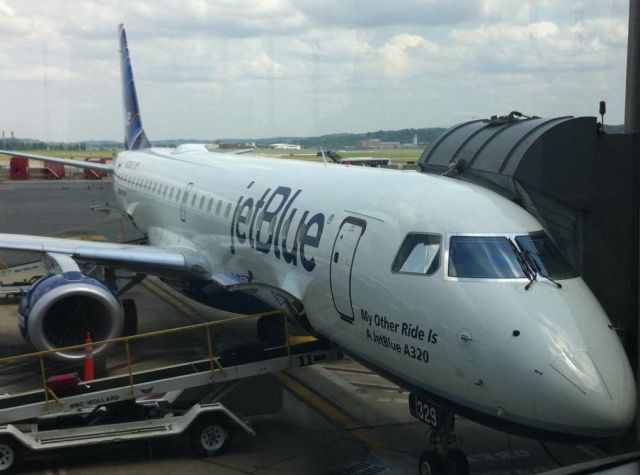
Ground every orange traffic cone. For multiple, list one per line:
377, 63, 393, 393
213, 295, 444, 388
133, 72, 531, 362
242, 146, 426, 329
84, 332, 94, 381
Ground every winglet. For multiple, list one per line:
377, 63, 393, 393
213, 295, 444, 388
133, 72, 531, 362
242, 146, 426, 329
119, 24, 151, 150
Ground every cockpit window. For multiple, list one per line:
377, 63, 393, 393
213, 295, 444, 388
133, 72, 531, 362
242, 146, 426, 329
515, 232, 577, 279
392, 234, 441, 275
448, 236, 525, 279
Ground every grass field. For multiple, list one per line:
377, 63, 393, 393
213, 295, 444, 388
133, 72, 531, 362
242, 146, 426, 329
338, 149, 423, 161
1, 147, 424, 164
264, 147, 425, 163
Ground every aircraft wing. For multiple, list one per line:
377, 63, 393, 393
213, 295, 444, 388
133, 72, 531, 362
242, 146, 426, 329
0, 150, 113, 173
0, 233, 210, 278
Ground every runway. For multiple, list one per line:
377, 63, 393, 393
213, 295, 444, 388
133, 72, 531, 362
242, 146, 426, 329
0, 179, 622, 474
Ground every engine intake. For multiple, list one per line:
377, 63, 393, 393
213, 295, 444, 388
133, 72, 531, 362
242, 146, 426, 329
19, 271, 124, 360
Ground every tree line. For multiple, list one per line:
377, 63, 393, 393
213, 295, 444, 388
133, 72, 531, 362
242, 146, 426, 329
0, 139, 87, 151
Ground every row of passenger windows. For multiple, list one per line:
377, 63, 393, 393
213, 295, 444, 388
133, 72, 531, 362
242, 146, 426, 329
116, 173, 233, 219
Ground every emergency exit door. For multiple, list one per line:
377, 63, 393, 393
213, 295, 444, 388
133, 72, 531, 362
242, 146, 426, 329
330, 217, 366, 323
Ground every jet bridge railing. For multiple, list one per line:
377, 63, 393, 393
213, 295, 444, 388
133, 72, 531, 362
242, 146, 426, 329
0, 309, 290, 407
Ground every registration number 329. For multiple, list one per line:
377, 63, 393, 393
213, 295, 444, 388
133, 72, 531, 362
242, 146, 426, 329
409, 394, 441, 429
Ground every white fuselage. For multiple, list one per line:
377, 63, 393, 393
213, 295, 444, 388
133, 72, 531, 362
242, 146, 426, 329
111, 147, 636, 440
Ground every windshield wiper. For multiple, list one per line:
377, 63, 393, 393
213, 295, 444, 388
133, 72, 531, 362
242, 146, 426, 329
507, 238, 536, 290
522, 249, 563, 289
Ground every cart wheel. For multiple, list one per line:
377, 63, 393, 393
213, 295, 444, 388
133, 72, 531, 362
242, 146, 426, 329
190, 415, 233, 457
419, 450, 443, 475
0, 437, 21, 474
443, 448, 469, 475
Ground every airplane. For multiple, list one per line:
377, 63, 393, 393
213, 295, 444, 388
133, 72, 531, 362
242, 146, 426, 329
0, 24, 635, 475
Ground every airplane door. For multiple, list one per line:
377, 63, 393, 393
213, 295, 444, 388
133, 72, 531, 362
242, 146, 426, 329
330, 217, 366, 323
180, 182, 193, 222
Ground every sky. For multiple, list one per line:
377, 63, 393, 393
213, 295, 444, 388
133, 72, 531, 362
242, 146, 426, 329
0, 0, 631, 142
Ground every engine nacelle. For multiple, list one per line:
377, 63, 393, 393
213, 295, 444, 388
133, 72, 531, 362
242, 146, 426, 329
18, 271, 124, 361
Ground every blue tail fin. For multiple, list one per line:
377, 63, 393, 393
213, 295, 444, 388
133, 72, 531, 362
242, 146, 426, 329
119, 24, 151, 150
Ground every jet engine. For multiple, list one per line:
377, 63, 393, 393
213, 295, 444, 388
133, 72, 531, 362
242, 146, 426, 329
18, 271, 124, 361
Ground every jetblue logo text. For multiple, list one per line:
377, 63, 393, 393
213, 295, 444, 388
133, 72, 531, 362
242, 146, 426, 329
230, 185, 325, 272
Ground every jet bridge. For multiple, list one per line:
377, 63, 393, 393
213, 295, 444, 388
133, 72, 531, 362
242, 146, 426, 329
418, 114, 640, 355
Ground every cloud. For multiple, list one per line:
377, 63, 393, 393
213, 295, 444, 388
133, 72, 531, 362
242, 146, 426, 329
356, 34, 442, 78
121, 0, 310, 39
0, 66, 84, 82
239, 52, 284, 78
0, 0, 631, 141
297, 0, 482, 28
581, 17, 628, 47
449, 18, 626, 73
0, 0, 32, 36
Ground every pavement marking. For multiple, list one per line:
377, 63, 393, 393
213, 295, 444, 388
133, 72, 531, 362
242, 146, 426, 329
142, 279, 197, 318
102, 279, 197, 374
322, 366, 376, 375
105, 277, 217, 373
66, 234, 108, 241
322, 363, 404, 391
47, 218, 122, 237
276, 371, 399, 461
349, 382, 404, 392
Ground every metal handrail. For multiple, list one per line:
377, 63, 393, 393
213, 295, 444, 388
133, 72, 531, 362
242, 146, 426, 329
0, 309, 289, 403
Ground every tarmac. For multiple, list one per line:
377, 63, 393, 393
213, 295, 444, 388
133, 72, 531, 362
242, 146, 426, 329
0, 179, 633, 474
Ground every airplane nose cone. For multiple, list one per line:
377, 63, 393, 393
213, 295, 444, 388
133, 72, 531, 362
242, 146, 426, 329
535, 350, 636, 438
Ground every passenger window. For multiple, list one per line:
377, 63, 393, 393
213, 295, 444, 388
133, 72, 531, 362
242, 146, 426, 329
191, 194, 197, 207
176, 190, 182, 202
225, 203, 231, 218
392, 234, 441, 275
199, 195, 205, 209
207, 198, 213, 212
216, 201, 222, 215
